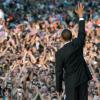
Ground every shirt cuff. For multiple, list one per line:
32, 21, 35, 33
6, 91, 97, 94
79, 18, 84, 21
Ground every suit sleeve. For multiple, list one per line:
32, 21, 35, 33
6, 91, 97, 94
55, 52, 63, 92
72, 19, 86, 49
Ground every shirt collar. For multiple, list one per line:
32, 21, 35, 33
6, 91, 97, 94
64, 40, 71, 45
60, 40, 71, 48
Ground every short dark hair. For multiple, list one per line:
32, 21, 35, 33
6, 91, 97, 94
61, 29, 72, 41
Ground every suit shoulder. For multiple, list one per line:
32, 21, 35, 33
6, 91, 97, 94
56, 48, 63, 56
55, 50, 60, 56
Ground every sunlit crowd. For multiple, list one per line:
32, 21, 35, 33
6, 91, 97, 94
0, 0, 100, 100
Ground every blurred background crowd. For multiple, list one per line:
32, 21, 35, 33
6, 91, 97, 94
0, 0, 100, 100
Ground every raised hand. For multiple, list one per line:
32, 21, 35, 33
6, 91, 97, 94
75, 3, 84, 18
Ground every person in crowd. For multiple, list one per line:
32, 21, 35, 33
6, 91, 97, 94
0, 0, 99, 100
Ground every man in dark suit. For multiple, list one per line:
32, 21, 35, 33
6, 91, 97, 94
55, 3, 92, 100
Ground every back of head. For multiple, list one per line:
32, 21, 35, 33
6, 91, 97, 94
61, 29, 72, 42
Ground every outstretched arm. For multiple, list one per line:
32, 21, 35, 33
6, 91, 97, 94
72, 3, 86, 48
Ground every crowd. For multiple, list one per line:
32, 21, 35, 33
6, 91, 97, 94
0, 0, 100, 100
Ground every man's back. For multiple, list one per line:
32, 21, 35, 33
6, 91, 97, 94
55, 4, 93, 100
55, 20, 92, 92
58, 41, 90, 87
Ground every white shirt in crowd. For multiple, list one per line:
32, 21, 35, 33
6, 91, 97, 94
93, 95, 100, 100
0, 9, 4, 20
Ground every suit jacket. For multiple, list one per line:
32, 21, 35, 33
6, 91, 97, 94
55, 19, 92, 92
